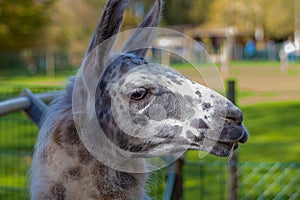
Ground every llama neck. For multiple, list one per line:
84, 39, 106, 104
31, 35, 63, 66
30, 93, 147, 199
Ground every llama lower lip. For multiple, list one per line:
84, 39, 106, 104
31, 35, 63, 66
210, 141, 238, 157
188, 136, 238, 156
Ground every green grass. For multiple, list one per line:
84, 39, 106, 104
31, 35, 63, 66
239, 101, 300, 162
0, 113, 34, 200
0, 84, 64, 199
171, 60, 300, 73
0, 113, 37, 152
171, 60, 289, 68
0, 76, 69, 87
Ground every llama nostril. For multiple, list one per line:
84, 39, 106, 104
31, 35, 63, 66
225, 107, 243, 125
225, 117, 239, 124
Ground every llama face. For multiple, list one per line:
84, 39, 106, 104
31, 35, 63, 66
72, 0, 248, 172
94, 54, 248, 158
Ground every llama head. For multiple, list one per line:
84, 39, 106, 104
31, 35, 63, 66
72, 0, 248, 172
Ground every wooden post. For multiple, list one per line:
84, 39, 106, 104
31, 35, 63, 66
227, 80, 236, 104
172, 156, 184, 200
227, 80, 238, 200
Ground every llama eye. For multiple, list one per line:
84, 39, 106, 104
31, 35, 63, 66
130, 88, 148, 100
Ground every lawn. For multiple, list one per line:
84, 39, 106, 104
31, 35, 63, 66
0, 60, 300, 199
240, 101, 300, 162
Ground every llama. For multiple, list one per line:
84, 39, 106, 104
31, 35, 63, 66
29, 0, 248, 199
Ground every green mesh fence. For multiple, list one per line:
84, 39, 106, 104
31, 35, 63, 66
184, 161, 300, 200
239, 162, 300, 200
0, 85, 63, 199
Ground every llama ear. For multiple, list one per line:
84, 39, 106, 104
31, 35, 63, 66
121, 0, 163, 57
79, 0, 129, 105
86, 0, 129, 56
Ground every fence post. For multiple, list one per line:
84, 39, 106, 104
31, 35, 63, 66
172, 156, 184, 200
227, 80, 238, 200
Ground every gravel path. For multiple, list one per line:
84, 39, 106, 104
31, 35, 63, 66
176, 64, 300, 105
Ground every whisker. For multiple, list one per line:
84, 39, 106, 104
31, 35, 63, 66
228, 143, 237, 161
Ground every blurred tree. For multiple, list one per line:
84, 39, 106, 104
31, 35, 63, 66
208, 0, 264, 29
162, 0, 213, 25
1, 0, 294, 56
47, 0, 141, 53
47, 0, 105, 53
0, 0, 56, 52
186, 0, 213, 25
263, 0, 294, 38
207, 0, 294, 39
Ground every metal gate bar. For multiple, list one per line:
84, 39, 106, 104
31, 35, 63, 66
0, 90, 59, 117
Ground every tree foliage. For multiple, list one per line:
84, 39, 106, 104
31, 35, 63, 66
163, 0, 213, 25
207, 0, 295, 38
263, 0, 295, 38
0, 0, 56, 52
46, 0, 141, 56
46, 0, 105, 53
0, 0, 296, 53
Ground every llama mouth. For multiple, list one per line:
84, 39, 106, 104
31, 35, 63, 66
212, 125, 248, 157
189, 140, 239, 157
190, 125, 248, 157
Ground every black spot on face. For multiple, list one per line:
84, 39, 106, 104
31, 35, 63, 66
195, 91, 202, 98
186, 130, 205, 143
202, 103, 212, 110
190, 118, 209, 129
167, 75, 182, 85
